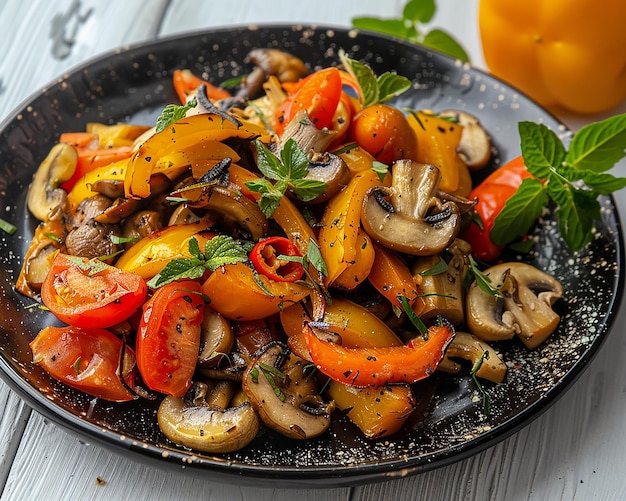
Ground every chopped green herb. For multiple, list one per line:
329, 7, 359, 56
259, 362, 286, 402
0, 217, 17, 235
418, 256, 449, 276
109, 235, 139, 245
398, 295, 428, 338
65, 256, 109, 276
371, 161, 389, 182
471, 351, 491, 416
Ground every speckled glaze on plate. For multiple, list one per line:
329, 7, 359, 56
0, 25, 623, 487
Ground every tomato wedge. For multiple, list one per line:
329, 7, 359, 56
302, 322, 455, 387
30, 325, 136, 402
41, 253, 148, 329
249, 236, 305, 282
275, 67, 342, 135
136, 281, 205, 397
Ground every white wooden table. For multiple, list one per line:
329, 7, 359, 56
1, 1, 626, 499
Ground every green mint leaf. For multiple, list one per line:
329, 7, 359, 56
291, 178, 329, 202
203, 235, 248, 271
519, 121, 567, 179
559, 165, 626, 195
565, 113, 626, 172
147, 259, 206, 288
254, 140, 285, 181
307, 238, 328, 277
421, 29, 470, 62
376, 72, 412, 103
352, 17, 411, 39
65, 256, 109, 276
548, 183, 600, 252
155, 97, 197, 133
339, 50, 380, 108
403, 0, 436, 23
281, 138, 309, 180
188, 236, 203, 260
490, 178, 548, 246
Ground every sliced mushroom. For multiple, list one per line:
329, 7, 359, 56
438, 331, 507, 384
439, 110, 492, 170
239, 48, 309, 99
242, 341, 334, 440
175, 183, 268, 241
412, 239, 471, 325
66, 194, 114, 229
65, 221, 120, 259
197, 310, 234, 368
27, 143, 77, 221
157, 380, 260, 453
361, 160, 461, 256
121, 210, 164, 244
274, 111, 337, 154
466, 262, 563, 349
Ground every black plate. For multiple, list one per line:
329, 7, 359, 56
0, 25, 623, 488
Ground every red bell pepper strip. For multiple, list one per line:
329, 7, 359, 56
249, 236, 305, 282
302, 322, 455, 387
172, 69, 231, 104
461, 155, 534, 262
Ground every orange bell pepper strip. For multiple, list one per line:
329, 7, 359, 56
302, 321, 455, 387
124, 114, 270, 199
172, 69, 231, 104
368, 242, 421, 308
318, 168, 386, 285
330, 228, 375, 291
201, 262, 311, 321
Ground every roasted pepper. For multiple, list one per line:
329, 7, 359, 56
479, 0, 626, 114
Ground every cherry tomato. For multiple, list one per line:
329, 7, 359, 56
249, 236, 305, 282
30, 325, 136, 402
461, 156, 534, 262
136, 280, 205, 397
41, 253, 148, 329
275, 67, 342, 135
348, 103, 418, 164
302, 321, 455, 387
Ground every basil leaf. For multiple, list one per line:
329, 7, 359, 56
339, 51, 379, 108
565, 113, 626, 172
490, 178, 548, 246
307, 238, 328, 277
519, 121, 567, 179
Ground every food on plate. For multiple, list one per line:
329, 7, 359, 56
20, 46, 599, 453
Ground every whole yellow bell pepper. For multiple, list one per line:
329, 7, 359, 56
479, 0, 626, 114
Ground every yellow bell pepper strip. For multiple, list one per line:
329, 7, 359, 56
330, 228, 375, 290
66, 158, 128, 211
367, 242, 421, 309
201, 261, 311, 321
318, 168, 386, 285
326, 381, 416, 439
125, 113, 270, 199
302, 321, 455, 387
115, 222, 214, 279
85, 122, 152, 148
407, 111, 465, 193
479, 0, 626, 114
336, 144, 378, 176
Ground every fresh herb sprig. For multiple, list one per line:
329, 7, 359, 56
245, 139, 328, 217
0, 217, 17, 235
491, 114, 626, 253
147, 235, 249, 288
155, 97, 197, 133
339, 50, 412, 108
352, 0, 470, 63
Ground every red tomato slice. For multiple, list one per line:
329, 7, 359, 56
30, 325, 136, 402
41, 253, 148, 329
136, 281, 205, 397
275, 67, 342, 135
